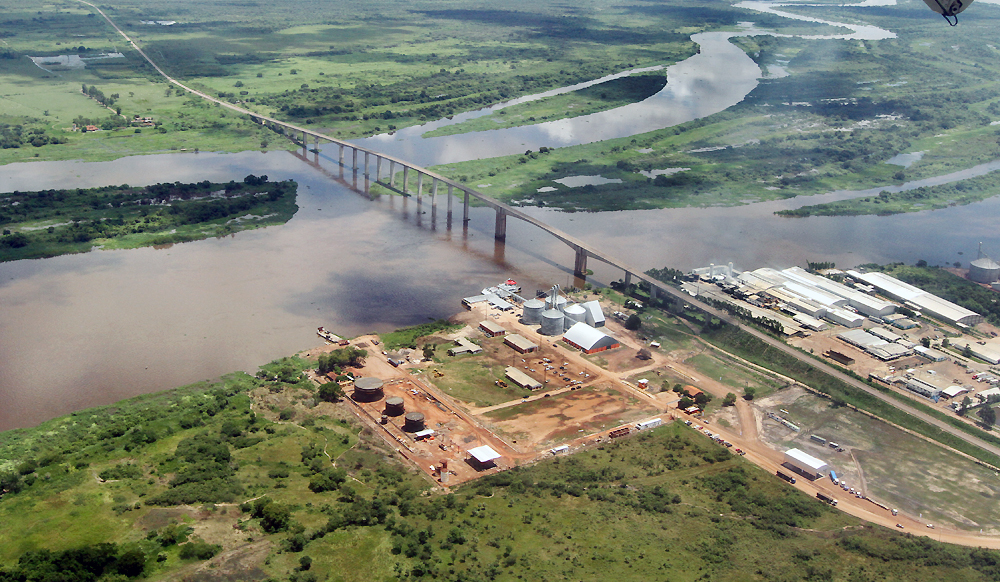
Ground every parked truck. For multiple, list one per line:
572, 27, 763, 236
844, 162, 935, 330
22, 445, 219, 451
776, 470, 797, 484
830, 470, 839, 485
816, 492, 838, 506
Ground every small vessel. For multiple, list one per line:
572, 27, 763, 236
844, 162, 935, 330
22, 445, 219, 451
317, 326, 340, 343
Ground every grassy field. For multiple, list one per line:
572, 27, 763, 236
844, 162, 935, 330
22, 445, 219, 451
759, 386, 1000, 531
429, 3, 1000, 211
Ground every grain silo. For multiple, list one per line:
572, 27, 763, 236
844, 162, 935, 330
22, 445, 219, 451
970, 244, 1000, 283
563, 304, 587, 331
384, 396, 405, 416
540, 309, 565, 336
521, 298, 545, 324
403, 412, 426, 432
353, 377, 384, 402
553, 295, 568, 311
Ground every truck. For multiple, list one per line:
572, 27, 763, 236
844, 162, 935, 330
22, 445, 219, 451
776, 471, 797, 484
816, 492, 838, 506
830, 470, 839, 485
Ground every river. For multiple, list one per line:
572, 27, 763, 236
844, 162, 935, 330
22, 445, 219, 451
0, 3, 995, 430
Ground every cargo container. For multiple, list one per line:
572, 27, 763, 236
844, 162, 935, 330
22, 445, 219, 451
636, 418, 663, 431
809, 435, 827, 445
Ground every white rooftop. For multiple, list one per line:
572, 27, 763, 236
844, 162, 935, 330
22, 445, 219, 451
468, 445, 502, 463
785, 448, 829, 472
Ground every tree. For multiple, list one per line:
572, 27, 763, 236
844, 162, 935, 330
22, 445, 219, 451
723, 393, 737, 406
625, 314, 642, 330
422, 344, 435, 360
318, 382, 345, 402
959, 396, 972, 416
979, 405, 996, 428
920, 337, 931, 348
678, 396, 694, 409
743, 387, 756, 400
636, 348, 652, 360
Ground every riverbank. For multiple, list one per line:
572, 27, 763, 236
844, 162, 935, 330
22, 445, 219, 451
0, 176, 297, 262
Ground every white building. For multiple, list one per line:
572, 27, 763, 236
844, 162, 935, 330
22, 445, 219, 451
848, 271, 983, 327
783, 448, 830, 480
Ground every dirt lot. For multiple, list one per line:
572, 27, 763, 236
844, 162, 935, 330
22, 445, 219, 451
478, 381, 659, 448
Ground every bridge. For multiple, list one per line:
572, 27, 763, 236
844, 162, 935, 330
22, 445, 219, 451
76, 0, 1000, 492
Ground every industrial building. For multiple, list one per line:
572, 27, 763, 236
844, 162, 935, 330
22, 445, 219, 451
783, 448, 830, 480
479, 320, 507, 337
738, 267, 896, 322
504, 334, 538, 354
837, 329, 911, 361
505, 366, 542, 390
562, 322, 621, 354
581, 300, 606, 327
914, 345, 948, 362
904, 377, 942, 400
955, 341, 1000, 365
448, 337, 483, 356
848, 270, 983, 327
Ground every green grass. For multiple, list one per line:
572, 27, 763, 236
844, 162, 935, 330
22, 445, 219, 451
428, 353, 531, 408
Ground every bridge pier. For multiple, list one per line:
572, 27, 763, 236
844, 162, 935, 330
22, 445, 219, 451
624, 272, 632, 288
389, 161, 396, 187
431, 179, 438, 208
650, 286, 658, 301
352, 148, 358, 171
494, 208, 506, 241
364, 152, 369, 177
301, 130, 306, 147
574, 248, 588, 278
447, 184, 453, 217
463, 190, 470, 223
375, 156, 382, 182
416, 172, 423, 201
339, 145, 345, 165
402, 166, 409, 195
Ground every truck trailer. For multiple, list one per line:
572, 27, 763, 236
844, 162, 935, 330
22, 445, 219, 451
830, 470, 839, 485
816, 492, 838, 506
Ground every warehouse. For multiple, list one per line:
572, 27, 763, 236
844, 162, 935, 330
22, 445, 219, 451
793, 313, 828, 331
825, 307, 864, 328
914, 345, 948, 362
905, 377, 942, 399
562, 322, 621, 354
848, 270, 983, 326
505, 366, 542, 390
448, 337, 483, 356
504, 334, 538, 354
955, 341, 1000, 365
783, 448, 830, 480
479, 320, 507, 337
837, 329, 911, 360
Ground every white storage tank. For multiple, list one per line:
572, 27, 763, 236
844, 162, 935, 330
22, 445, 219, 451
970, 257, 1000, 284
521, 298, 545, 324
563, 304, 587, 331
540, 309, 565, 336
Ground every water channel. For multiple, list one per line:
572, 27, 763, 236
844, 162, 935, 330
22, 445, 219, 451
1, 3, 996, 430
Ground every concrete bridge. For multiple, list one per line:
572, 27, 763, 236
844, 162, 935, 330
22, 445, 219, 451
82, 0, 656, 285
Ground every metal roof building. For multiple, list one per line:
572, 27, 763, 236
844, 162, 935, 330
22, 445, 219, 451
504, 334, 538, 354
479, 320, 507, 337
783, 448, 830, 480
848, 271, 983, 326
580, 300, 606, 327
505, 366, 542, 390
467, 445, 502, 470
562, 322, 621, 354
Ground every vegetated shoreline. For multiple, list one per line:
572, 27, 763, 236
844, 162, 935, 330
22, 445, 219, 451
776, 169, 1000, 218
420, 73, 670, 138
0, 175, 297, 262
